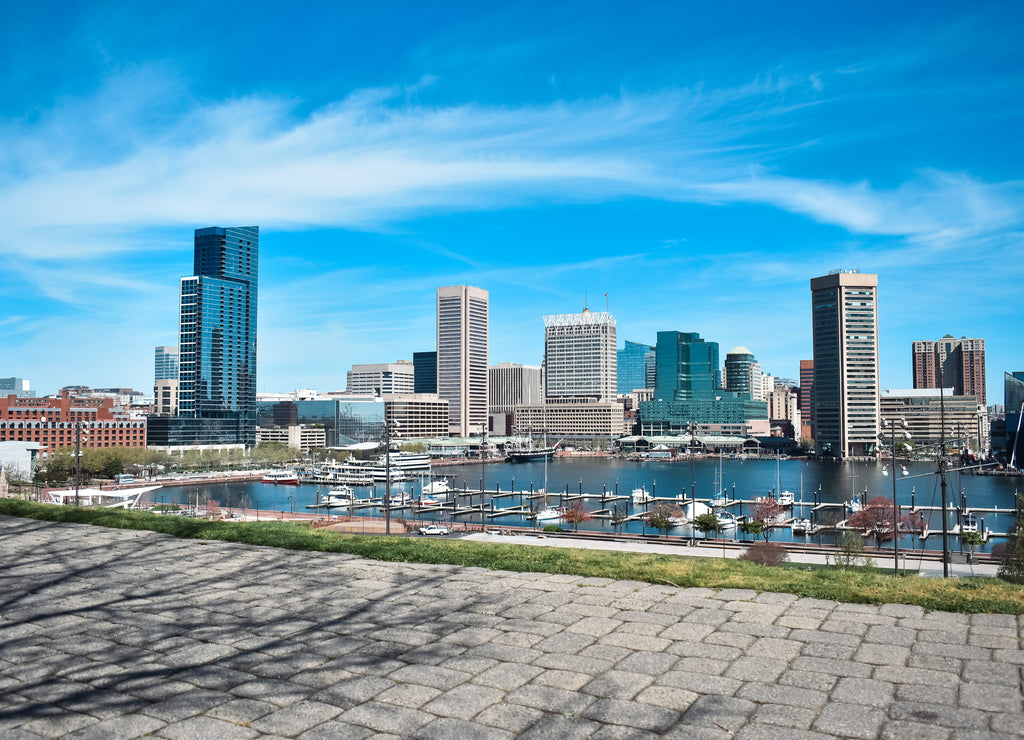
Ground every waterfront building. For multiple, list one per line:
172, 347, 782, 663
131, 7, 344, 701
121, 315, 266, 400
513, 399, 626, 442
149, 226, 258, 448
255, 424, 326, 453
437, 286, 489, 437
489, 363, 542, 415
383, 394, 450, 440
154, 346, 179, 416
1005, 372, 1024, 465
799, 359, 814, 441
0, 377, 34, 398
912, 335, 987, 406
810, 270, 879, 459
880, 388, 984, 452
0, 393, 146, 453
638, 331, 768, 436
413, 351, 437, 394
346, 361, 415, 396
617, 340, 655, 394
544, 307, 617, 402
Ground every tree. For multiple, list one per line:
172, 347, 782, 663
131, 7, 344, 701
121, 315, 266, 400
693, 512, 724, 540
847, 496, 901, 549
999, 493, 1024, 584
750, 499, 785, 542
833, 531, 870, 568
739, 519, 763, 541
562, 500, 592, 532
738, 542, 788, 566
610, 504, 627, 534
647, 503, 681, 538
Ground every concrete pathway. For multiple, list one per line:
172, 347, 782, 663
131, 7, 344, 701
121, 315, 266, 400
0, 515, 1021, 739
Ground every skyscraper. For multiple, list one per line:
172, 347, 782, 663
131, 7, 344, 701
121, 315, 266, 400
437, 286, 488, 437
912, 335, 986, 406
617, 340, 655, 394
489, 363, 543, 414
150, 226, 258, 447
724, 347, 756, 396
413, 351, 438, 394
544, 307, 617, 402
810, 270, 879, 459
799, 359, 814, 440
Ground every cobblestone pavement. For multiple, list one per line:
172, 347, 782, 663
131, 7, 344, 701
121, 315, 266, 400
1, 516, 1022, 739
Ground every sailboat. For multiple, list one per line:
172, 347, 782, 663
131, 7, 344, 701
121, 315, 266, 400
533, 448, 562, 521
775, 452, 794, 506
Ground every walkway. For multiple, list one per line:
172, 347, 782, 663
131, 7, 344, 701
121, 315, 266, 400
0, 515, 1022, 738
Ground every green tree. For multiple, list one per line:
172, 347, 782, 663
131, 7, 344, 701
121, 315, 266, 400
693, 512, 724, 540
750, 499, 784, 542
646, 503, 681, 538
739, 519, 763, 541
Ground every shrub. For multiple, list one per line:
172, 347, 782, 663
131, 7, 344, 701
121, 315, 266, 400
542, 524, 563, 532
833, 531, 870, 568
738, 542, 788, 567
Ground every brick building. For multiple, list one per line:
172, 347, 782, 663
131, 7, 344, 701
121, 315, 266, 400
0, 394, 147, 453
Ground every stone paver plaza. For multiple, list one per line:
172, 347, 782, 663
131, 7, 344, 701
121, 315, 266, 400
1, 516, 1022, 739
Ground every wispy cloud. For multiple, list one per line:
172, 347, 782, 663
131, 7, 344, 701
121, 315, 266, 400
2, 68, 1020, 267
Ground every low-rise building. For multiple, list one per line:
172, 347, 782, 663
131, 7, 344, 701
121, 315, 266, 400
0, 393, 147, 453
513, 400, 626, 442
880, 388, 985, 453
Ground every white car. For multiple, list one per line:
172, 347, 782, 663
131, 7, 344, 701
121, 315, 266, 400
418, 524, 451, 536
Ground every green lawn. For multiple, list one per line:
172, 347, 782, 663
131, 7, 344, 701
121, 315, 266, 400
2, 499, 1022, 614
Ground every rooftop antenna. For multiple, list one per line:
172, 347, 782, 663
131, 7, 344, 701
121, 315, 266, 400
604, 291, 609, 313
584, 288, 589, 312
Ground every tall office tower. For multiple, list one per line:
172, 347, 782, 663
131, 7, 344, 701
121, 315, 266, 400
724, 348, 756, 396
544, 307, 617, 402
176, 226, 259, 444
617, 340, 655, 394
346, 361, 415, 395
810, 270, 879, 459
653, 331, 721, 400
799, 359, 814, 439
912, 335, 987, 406
1006, 372, 1024, 465
153, 346, 179, 416
413, 351, 438, 394
489, 363, 543, 414
437, 286, 488, 437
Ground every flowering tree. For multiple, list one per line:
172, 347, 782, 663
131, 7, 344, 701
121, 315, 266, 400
750, 499, 785, 542
847, 496, 902, 549
562, 500, 592, 532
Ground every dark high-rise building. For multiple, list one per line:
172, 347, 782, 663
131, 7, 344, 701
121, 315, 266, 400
912, 335, 987, 406
724, 347, 757, 396
148, 226, 259, 447
413, 351, 438, 394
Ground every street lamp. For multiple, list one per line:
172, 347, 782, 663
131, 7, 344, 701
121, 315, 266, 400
383, 418, 401, 535
880, 417, 910, 576
74, 419, 88, 507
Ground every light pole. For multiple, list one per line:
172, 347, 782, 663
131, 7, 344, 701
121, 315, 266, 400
881, 417, 909, 576
74, 420, 87, 507
480, 424, 488, 531
689, 422, 697, 546
383, 417, 400, 536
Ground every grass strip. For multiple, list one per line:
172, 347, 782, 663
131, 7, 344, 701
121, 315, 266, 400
2, 499, 1022, 614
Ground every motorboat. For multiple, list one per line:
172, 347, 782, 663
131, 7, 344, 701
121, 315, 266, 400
632, 486, 653, 505
961, 514, 979, 534
777, 490, 794, 507
791, 518, 812, 534
307, 487, 354, 509
716, 512, 738, 529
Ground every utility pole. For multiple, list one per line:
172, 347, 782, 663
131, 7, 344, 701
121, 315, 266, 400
74, 420, 83, 507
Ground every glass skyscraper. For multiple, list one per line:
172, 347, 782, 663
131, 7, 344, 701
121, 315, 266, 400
149, 226, 258, 447
617, 340, 654, 394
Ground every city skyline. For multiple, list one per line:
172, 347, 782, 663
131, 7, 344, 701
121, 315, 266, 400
1, 2, 1021, 402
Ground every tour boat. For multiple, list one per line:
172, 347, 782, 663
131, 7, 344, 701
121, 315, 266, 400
263, 470, 299, 484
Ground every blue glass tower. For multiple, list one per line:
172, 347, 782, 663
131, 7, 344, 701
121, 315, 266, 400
171, 226, 258, 445
617, 341, 654, 394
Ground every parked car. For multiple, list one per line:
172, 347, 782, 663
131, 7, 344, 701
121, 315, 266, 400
418, 524, 451, 536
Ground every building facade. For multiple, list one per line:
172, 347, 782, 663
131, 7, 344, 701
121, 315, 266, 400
489, 363, 543, 414
154, 346, 179, 416
157, 226, 259, 447
544, 308, 617, 403
255, 425, 327, 453
0, 393, 146, 453
617, 340, 655, 394
513, 400, 626, 442
0, 378, 34, 398
880, 389, 983, 452
346, 361, 415, 396
912, 335, 987, 406
413, 351, 437, 394
724, 347, 756, 396
799, 359, 814, 441
383, 394, 450, 440
810, 270, 879, 459
437, 286, 489, 437
638, 331, 767, 436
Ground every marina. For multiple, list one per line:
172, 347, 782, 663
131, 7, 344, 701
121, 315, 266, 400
147, 455, 1021, 553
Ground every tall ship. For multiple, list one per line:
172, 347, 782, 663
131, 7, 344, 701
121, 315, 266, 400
506, 438, 560, 463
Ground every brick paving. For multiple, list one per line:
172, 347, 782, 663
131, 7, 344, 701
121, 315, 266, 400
1, 515, 1022, 739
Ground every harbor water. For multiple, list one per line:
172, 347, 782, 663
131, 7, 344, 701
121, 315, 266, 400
151, 456, 1021, 553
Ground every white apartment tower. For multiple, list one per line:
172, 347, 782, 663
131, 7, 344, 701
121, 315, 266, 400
437, 286, 489, 437
346, 362, 415, 396
810, 270, 880, 459
543, 307, 617, 402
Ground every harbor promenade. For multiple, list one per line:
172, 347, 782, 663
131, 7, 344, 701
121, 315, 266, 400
1, 515, 1023, 739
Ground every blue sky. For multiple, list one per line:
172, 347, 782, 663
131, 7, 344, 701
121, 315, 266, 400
1, 1, 1021, 403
